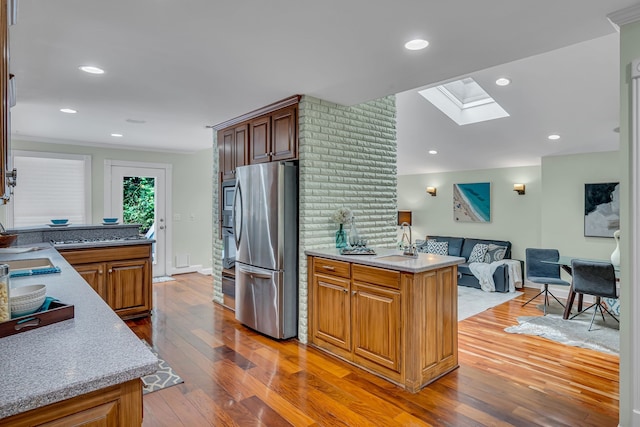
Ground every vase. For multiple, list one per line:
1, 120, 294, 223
611, 229, 621, 267
349, 216, 361, 247
335, 224, 347, 248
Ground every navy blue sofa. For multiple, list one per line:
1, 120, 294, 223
424, 235, 521, 293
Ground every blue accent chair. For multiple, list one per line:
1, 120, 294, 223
570, 259, 619, 331
522, 248, 570, 315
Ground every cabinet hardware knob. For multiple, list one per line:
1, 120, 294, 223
322, 266, 335, 271
99, 270, 103, 274
343, 289, 348, 293
352, 291, 357, 295
108, 269, 113, 274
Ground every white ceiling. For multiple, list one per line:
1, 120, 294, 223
7, 1, 634, 175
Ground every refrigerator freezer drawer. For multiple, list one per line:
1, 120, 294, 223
235, 263, 297, 339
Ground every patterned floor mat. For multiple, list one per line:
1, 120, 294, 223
141, 340, 184, 394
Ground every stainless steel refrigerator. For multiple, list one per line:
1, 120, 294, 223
233, 161, 298, 339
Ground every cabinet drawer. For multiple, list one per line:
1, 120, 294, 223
353, 264, 400, 289
313, 258, 350, 279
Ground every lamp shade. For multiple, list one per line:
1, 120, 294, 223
398, 210, 412, 226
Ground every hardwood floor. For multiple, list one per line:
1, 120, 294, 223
126, 274, 619, 426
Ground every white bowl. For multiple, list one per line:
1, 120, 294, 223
10, 284, 46, 317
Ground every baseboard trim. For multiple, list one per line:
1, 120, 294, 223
169, 264, 203, 275
198, 267, 213, 275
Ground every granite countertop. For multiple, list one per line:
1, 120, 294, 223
305, 247, 465, 273
0, 245, 158, 419
52, 238, 155, 250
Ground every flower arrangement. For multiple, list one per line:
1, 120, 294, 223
331, 207, 353, 225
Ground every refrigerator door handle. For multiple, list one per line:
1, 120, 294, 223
233, 180, 243, 248
238, 263, 278, 278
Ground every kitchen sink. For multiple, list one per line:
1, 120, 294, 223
374, 254, 418, 262
4, 258, 60, 277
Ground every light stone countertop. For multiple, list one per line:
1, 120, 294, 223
0, 244, 158, 419
305, 247, 465, 273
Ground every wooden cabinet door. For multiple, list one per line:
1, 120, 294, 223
107, 259, 150, 317
312, 273, 351, 351
219, 128, 235, 181
74, 262, 106, 302
233, 124, 248, 171
36, 400, 119, 427
271, 106, 297, 161
249, 116, 271, 164
352, 282, 401, 373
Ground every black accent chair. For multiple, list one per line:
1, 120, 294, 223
570, 259, 619, 331
522, 248, 571, 315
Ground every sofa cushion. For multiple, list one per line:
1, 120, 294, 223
461, 238, 512, 260
457, 262, 472, 276
468, 243, 489, 262
426, 236, 464, 257
427, 240, 448, 255
484, 244, 508, 263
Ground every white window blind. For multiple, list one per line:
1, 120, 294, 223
10, 151, 91, 227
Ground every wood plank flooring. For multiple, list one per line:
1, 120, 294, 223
126, 274, 619, 426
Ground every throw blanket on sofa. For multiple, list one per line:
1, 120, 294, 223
468, 260, 523, 292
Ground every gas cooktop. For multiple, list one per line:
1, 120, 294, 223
51, 236, 148, 246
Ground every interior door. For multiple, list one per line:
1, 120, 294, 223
110, 165, 167, 276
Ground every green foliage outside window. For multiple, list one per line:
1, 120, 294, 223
122, 177, 155, 234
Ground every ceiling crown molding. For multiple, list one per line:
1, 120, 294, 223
608, 4, 640, 30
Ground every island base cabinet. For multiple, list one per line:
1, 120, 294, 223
309, 256, 458, 393
0, 379, 143, 427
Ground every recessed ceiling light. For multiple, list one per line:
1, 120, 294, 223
111, 133, 123, 138
495, 77, 511, 86
428, 150, 438, 155
548, 134, 561, 140
404, 39, 429, 51
60, 108, 77, 114
79, 66, 105, 74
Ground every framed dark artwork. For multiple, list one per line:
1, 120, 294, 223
453, 182, 491, 223
584, 182, 620, 238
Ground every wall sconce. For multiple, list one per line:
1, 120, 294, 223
397, 210, 412, 226
513, 184, 526, 195
426, 187, 437, 197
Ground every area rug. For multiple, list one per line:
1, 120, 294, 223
141, 340, 184, 394
458, 286, 521, 321
152, 276, 175, 283
504, 303, 619, 355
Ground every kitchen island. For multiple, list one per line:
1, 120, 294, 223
306, 247, 464, 393
0, 244, 157, 426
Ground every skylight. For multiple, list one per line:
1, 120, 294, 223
418, 77, 509, 125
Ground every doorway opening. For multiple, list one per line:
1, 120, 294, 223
105, 160, 171, 277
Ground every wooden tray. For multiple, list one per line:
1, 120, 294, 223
0, 302, 74, 338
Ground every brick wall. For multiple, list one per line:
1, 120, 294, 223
210, 95, 398, 341
297, 95, 397, 343
212, 133, 223, 304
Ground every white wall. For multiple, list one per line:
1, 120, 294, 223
397, 165, 541, 262
398, 150, 621, 277
541, 151, 621, 263
2, 139, 213, 272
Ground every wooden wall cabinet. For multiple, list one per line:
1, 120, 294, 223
0, 379, 143, 427
249, 106, 297, 164
60, 244, 152, 320
309, 256, 458, 393
218, 124, 248, 181
0, 0, 10, 201
214, 95, 300, 181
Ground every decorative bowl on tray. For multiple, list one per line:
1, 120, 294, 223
102, 217, 118, 224
10, 284, 47, 317
50, 219, 68, 225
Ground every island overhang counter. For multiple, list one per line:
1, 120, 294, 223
0, 244, 157, 426
306, 248, 465, 393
